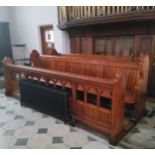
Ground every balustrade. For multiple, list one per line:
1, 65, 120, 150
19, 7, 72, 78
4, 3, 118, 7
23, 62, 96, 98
58, 6, 155, 24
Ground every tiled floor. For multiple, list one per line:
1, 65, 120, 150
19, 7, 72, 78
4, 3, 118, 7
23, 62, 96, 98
0, 88, 155, 149
0, 76, 4, 89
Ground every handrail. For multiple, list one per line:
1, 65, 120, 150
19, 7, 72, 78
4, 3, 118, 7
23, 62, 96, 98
5, 63, 115, 88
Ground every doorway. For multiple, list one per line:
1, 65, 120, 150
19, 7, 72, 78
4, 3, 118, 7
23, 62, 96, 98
0, 22, 12, 75
40, 25, 54, 55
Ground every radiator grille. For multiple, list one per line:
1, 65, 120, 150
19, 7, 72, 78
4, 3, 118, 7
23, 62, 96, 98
19, 80, 70, 122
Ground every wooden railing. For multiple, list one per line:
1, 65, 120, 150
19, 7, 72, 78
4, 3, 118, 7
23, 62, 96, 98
58, 6, 155, 24
3, 56, 127, 144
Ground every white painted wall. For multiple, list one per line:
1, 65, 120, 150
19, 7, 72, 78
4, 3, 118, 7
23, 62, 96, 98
0, 6, 10, 22
9, 6, 70, 57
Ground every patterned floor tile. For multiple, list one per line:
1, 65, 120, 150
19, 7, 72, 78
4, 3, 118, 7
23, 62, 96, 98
87, 136, 97, 142
52, 137, 63, 144
11, 145, 28, 149
64, 132, 89, 147
25, 121, 35, 126
0, 128, 4, 136
3, 129, 15, 136
44, 144, 69, 149
15, 138, 28, 146
70, 147, 82, 149
0, 122, 5, 127
42, 114, 49, 118
37, 128, 48, 134
140, 119, 148, 124
0, 89, 155, 149
0, 110, 6, 116
3, 119, 25, 130
15, 126, 37, 138
23, 111, 43, 121
14, 108, 33, 116
130, 128, 140, 134
14, 115, 24, 120
0, 136, 17, 148
70, 126, 78, 132
35, 117, 55, 128
48, 124, 70, 137
0, 114, 13, 123
27, 134, 52, 149
6, 110, 14, 114
0, 106, 6, 109
55, 120, 63, 124
83, 141, 109, 149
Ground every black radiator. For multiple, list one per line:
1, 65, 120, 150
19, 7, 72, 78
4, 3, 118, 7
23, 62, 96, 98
19, 80, 70, 123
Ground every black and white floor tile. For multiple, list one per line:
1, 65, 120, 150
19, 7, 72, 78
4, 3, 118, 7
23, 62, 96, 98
0, 77, 4, 89
0, 88, 155, 149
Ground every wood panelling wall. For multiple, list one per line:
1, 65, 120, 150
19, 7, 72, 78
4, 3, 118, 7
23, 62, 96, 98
67, 21, 155, 97
69, 21, 155, 56
70, 35, 153, 56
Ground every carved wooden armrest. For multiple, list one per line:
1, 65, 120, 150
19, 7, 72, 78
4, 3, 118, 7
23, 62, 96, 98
135, 79, 144, 93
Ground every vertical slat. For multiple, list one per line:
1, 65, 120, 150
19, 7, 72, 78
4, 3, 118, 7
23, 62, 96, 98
88, 6, 91, 17
112, 6, 115, 14
68, 6, 71, 20
97, 6, 100, 16
92, 6, 96, 17
77, 6, 80, 19
59, 7, 62, 23
121, 6, 124, 12
125, 6, 128, 12
117, 6, 120, 13
71, 6, 74, 20
58, 7, 61, 23
74, 6, 77, 19
84, 89, 87, 103
102, 6, 106, 15
84, 6, 87, 18
62, 7, 65, 21
76, 6, 78, 19
64, 6, 67, 21
107, 6, 110, 14
80, 6, 83, 18
96, 93, 100, 106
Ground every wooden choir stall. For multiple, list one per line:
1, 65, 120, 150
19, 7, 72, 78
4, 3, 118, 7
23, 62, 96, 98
3, 50, 149, 145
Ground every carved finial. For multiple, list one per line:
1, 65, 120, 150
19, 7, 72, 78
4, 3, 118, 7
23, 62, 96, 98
30, 49, 40, 66
3, 57, 13, 65
30, 49, 40, 61
115, 71, 122, 81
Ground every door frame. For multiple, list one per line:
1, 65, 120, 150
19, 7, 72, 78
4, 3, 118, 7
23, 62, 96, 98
40, 25, 53, 55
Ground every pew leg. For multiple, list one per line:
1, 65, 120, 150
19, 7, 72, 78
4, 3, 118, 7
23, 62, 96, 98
109, 136, 119, 146
5, 90, 12, 96
109, 131, 125, 146
132, 92, 146, 121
